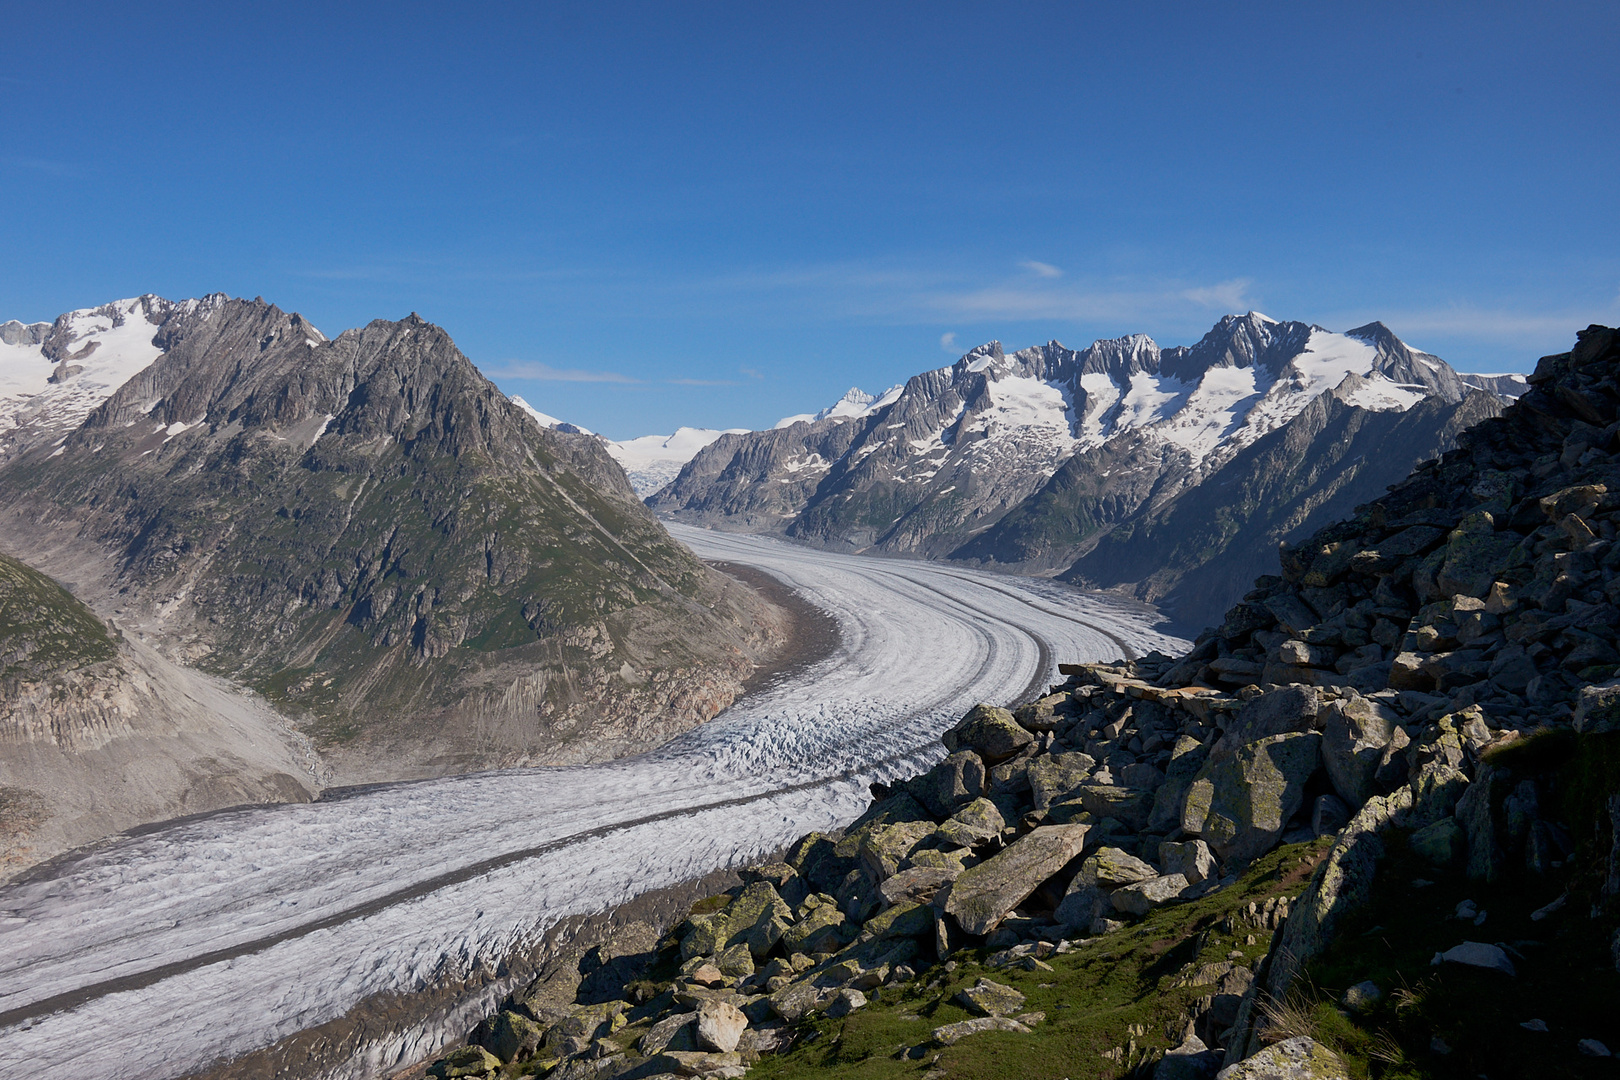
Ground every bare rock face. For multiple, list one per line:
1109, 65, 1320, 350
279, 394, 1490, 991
0, 297, 787, 786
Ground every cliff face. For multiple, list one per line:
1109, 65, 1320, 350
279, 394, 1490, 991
0, 297, 788, 784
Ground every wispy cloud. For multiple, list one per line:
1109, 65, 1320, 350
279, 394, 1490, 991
665, 376, 743, 386
9, 157, 82, 178
1020, 260, 1063, 279
1182, 278, 1255, 310
487, 360, 639, 383
939, 331, 957, 352
739, 367, 764, 380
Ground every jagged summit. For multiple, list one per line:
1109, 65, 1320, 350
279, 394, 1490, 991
653, 312, 1528, 629
0, 295, 784, 784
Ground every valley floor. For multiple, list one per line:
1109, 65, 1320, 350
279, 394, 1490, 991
0, 528, 1183, 1080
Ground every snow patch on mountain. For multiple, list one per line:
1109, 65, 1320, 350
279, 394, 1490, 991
0, 298, 173, 456
775, 385, 901, 429
606, 426, 748, 495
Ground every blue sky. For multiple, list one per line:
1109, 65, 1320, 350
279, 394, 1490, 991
4, 2, 1617, 438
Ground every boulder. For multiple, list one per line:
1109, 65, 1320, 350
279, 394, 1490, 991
1213, 686, 1324, 760
857, 819, 936, 880
934, 797, 1005, 848
879, 865, 959, 907
1086, 846, 1158, 887
908, 751, 987, 819
695, 1000, 747, 1053
1076, 784, 1155, 831
1159, 839, 1216, 885
481, 1010, 543, 1064
638, 1011, 700, 1056
941, 823, 1090, 935
1435, 940, 1516, 976
1027, 752, 1096, 811
1181, 733, 1323, 864
724, 880, 794, 957
714, 943, 755, 977
931, 1016, 1033, 1045
944, 704, 1035, 763
1320, 694, 1397, 806
1155, 1033, 1221, 1079
1408, 817, 1465, 865
781, 894, 846, 955
1575, 679, 1620, 734
741, 861, 809, 909
954, 977, 1026, 1017
1214, 1036, 1348, 1078
824, 988, 867, 1018
1341, 981, 1382, 1013
654, 1050, 744, 1077
787, 833, 859, 896
766, 979, 827, 1022
1110, 874, 1190, 916
1150, 736, 1212, 833
860, 901, 934, 941
1054, 878, 1107, 931
428, 1046, 502, 1079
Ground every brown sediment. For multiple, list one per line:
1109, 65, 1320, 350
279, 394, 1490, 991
705, 560, 841, 698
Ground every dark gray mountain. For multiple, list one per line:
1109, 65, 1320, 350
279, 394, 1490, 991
653, 314, 1523, 631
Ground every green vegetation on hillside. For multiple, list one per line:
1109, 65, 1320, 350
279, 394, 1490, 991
0, 552, 114, 686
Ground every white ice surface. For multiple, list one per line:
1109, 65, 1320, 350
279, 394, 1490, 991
0, 300, 167, 447
0, 528, 1185, 1080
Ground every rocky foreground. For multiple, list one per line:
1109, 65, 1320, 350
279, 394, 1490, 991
419, 326, 1620, 1080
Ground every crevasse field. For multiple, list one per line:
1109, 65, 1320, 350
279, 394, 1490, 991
0, 527, 1185, 1080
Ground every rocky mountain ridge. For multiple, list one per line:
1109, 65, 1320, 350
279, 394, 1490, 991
422, 324, 1620, 1080
652, 315, 1527, 631
0, 295, 790, 871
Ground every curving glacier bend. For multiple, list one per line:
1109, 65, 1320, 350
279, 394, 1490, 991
0, 527, 1185, 1080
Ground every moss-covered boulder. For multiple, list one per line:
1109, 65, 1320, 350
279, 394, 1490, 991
1182, 733, 1322, 863
943, 704, 1034, 763
941, 823, 1090, 935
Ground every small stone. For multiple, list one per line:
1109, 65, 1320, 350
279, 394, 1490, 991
1431, 1036, 1452, 1055
1454, 899, 1478, 920
1579, 1039, 1612, 1057
1520, 1019, 1548, 1032
1341, 980, 1382, 1013
1436, 941, 1516, 976
689, 963, 726, 987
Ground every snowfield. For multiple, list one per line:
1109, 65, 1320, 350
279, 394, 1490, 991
0, 527, 1183, 1080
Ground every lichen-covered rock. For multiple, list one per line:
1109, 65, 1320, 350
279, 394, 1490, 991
1151, 735, 1212, 832
1182, 733, 1322, 863
639, 1011, 700, 1055
1213, 686, 1324, 760
856, 819, 936, 880
1086, 846, 1158, 887
1111, 873, 1190, 915
1320, 693, 1397, 806
1076, 783, 1155, 831
427, 1045, 502, 1078
934, 796, 1005, 848
1409, 816, 1465, 864
1027, 751, 1095, 811
878, 865, 959, 907
481, 1010, 543, 1064
941, 823, 1090, 935
779, 893, 846, 955
908, 750, 987, 819
723, 880, 794, 957
931, 1015, 1033, 1045
943, 703, 1034, 763
1215, 1036, 1348, 1078
861, 900, 934, 940
1575, 679, 1620, 734
954, 977, 1026, 1017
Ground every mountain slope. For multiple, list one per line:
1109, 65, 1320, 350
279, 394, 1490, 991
0, 296, 786, 784
0, 551, 322, 880
653, 314, 1522, 628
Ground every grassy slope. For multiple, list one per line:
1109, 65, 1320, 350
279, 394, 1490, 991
0, 552, 115, 685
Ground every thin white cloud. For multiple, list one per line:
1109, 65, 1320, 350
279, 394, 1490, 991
939, 331, 957, 352
1182, 278, 1255, 310
487, 360, 639, 384
665, 377, 743, 387
1020, 260, 1063, 279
